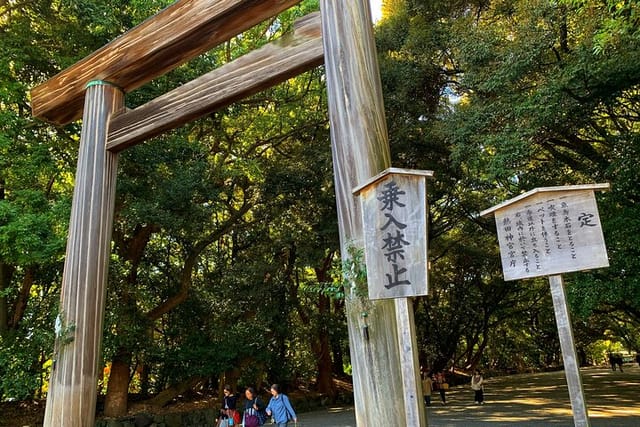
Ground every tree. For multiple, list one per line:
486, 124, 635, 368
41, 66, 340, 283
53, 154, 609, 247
376, 0, 640, 373
0, 0, 92, 399
444, 0, 640, 329
98, 1, 338, 415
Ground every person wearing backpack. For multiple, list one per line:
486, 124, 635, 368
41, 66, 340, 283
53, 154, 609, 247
265, 384, 297, 427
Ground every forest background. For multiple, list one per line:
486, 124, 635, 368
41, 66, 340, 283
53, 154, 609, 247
1, 0, 639, 420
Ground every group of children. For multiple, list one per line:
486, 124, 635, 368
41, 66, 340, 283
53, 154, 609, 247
218, 384, 297, 427
422, 369, 485, 406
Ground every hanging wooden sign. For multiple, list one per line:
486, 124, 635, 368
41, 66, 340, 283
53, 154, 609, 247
354, 168, 433, 300
480, 184, 610, 281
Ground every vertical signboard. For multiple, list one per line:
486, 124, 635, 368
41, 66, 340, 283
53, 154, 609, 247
354, 168, 433, 300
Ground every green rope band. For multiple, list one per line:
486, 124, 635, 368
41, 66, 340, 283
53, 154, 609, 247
85, 80, 122, 90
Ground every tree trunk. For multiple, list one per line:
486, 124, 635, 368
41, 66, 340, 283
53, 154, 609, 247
331, 299, 346, 377
104, 349, 132, 417
10, 267, 34, 329
314, 316, 336, 399
0, 262, 14, 336
0, 180, 6, 336
313, 256, 336, 399
104, 224, 157, 415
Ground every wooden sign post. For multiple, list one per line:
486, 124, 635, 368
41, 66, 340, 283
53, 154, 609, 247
481, 183, 610, 427
353, 168, 432, 425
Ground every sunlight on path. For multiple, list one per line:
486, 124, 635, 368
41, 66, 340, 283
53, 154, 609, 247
302, 367, 640, 426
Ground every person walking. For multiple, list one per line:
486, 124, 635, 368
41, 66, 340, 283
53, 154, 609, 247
435, 371, 448, 405
265, 383, 298, 427
218, 385, 240, 426
471, 369, 485, 405
242, 387, 266, 427
422, 372, 433, 406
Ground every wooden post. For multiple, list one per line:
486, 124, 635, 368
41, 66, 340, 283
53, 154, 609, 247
549, 274, 590, 427
396, 298, 428, 425
44, 81, 124, 427
320, 1, 425, 425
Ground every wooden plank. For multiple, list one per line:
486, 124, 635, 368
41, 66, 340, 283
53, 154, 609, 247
358, 173, 429, 300
31, 0, 302, 125
549, 274, 591, 427
352, 167, 434, 195
492, 189, 609, 281
107, 12, 323, 152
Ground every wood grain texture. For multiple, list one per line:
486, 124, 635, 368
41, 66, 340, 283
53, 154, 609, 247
492, 189, 609, 281
107, 13, 323, 152
549, 275, 591, 427
31, 0, 302, 125
320, 1, 425, 426
43, 83, 123, 427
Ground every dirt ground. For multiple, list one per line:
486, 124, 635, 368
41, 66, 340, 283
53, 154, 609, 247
3, 366, 639, 426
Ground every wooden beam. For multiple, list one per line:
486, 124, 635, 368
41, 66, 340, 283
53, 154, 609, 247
107, 13, 323, 152
31, 0, 302, 126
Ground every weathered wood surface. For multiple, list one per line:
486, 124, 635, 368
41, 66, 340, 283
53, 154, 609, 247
396, 297, 427, 425
43, 82, 124, 427
356, 170, 432, 300
483, 186, 609, 281
107, 13, 323, 152
479, 183, 610, 217
31, 0, 302, 125
320, 1, 426, 426
549, 275, 591, 427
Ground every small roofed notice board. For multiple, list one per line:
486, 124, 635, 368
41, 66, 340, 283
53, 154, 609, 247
480, 184, 610, 281
353, 168, 433, 300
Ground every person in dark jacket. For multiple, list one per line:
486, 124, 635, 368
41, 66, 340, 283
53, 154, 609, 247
242, 387, 266, 427
219, 385, 240, 425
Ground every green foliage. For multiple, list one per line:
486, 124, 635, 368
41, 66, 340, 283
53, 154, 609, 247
2, 0, 640, 408
0, 300, 57, 400
378, 0, 640, 372
341, 245, 369, 308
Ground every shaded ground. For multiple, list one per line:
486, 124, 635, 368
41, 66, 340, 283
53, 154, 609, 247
3, 366, 639, 426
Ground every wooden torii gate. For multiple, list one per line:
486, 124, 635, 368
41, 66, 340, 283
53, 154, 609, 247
31, 1, 425, 426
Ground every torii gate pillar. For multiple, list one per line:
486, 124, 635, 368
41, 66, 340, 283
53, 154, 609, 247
44, 82, 124, 426
320, 1, 424, 425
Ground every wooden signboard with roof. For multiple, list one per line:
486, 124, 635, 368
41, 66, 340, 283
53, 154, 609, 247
481, 183, 610, 427
353, 167, 433, 300
480, 183, 610, 282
